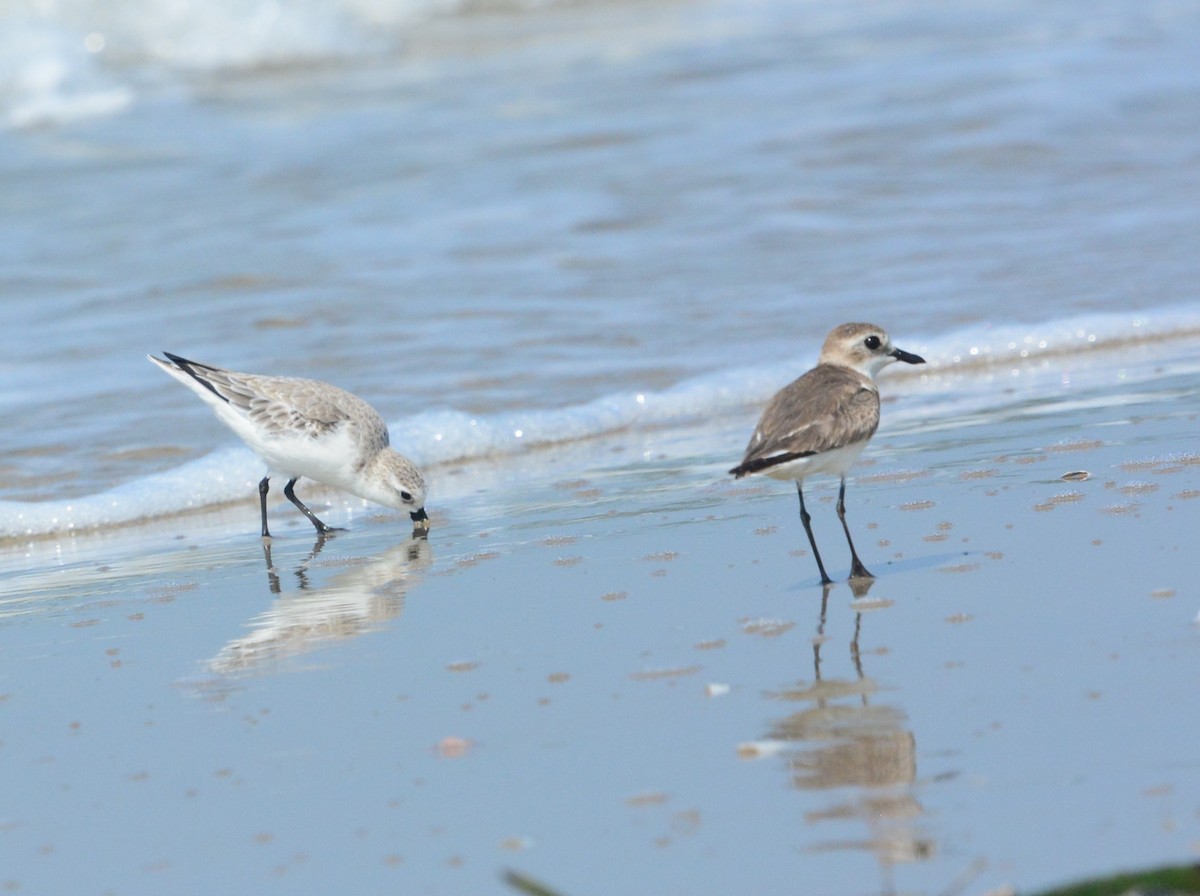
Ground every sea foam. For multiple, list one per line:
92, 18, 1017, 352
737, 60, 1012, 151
2, 306, 1198, 540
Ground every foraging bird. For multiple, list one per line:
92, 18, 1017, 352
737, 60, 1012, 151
729, 323, 925, 583
149, 352, 428, 539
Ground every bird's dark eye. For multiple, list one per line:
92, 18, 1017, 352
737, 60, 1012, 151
400, 491, 413, 502
864, 335, 882, 350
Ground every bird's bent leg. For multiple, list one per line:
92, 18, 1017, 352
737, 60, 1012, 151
283, 478, 338, 535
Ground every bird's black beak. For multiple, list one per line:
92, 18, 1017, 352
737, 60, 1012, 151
890, 347, 926, 365
410, 507, 430, 534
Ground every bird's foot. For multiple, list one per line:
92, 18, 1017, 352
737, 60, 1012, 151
848, 561, 875, 581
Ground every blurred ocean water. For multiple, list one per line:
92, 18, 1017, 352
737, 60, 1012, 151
1, 0, 1198, 530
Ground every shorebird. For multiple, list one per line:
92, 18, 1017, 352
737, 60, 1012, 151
729, 323, 925, 583
149, 352, 428, 539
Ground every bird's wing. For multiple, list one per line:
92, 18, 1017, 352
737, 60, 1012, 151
249, 377, 391, 451
161, 353, 379, 443
731, 366, 879, 476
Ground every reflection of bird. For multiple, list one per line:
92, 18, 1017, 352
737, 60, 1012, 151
207, 538, 432, 677
730, 323, 924, 583
771, 587, 914, 793
149, 352, 428, 539
765, 587, 934, 876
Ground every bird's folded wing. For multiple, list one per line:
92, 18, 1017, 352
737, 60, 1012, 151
183, 363, 350, 440
245, 380, 364, 440
739, 368, 880, 467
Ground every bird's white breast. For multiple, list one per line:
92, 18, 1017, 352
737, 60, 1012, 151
761, 440, 870, 483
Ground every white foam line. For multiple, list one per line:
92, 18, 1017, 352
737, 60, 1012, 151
3, 306, 1199, 539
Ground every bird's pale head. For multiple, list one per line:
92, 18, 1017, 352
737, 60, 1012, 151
366, 450, 429, 531
819, 322, 925, 379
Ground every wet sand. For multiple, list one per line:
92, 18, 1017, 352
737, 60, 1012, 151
1, 364, 1198, 896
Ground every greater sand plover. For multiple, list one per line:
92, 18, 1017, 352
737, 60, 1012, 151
729, 323, 925, 583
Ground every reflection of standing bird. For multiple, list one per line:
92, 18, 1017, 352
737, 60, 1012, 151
149, 352, 428, 539
729, 323, 924, 583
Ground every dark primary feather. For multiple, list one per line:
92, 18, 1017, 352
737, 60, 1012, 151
728, 450, 816, 478
729, 365, 880, 478
163, 352, 230, 404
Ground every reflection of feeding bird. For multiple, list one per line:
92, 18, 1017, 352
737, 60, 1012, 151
208, 538, 432, 677
149, 352, 428, 539
730, 323, 924, 583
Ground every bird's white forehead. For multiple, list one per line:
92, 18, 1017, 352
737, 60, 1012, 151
828, 322, 889, 344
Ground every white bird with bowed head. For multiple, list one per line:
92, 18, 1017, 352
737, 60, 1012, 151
149, 352, 428, 540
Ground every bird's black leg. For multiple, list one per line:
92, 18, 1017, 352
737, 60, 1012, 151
797, 482, 833, 586
258, 476, 272, 540
837, 477, 874, 581
283, 478, 339, 535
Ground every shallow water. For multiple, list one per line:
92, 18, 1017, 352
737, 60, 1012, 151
2, 0, 1200, 892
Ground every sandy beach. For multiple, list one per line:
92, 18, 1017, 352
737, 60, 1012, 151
2, 339, 1197, 896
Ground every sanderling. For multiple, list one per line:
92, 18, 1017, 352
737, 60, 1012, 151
729, 323, 925, 584
149, 352, 428, 539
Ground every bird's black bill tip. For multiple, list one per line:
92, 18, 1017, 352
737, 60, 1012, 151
410, 507, 430, 535
890, 347, 926, 365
